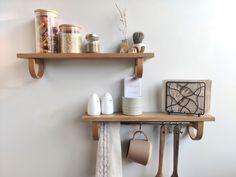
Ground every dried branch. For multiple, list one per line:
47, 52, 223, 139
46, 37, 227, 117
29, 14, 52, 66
113, 0, 128, 39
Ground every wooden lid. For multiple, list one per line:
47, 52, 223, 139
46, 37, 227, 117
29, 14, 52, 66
59, 24, 81, 28
34, 9, 58, 15
86, 34, 99, 41
59, 24, 81, 33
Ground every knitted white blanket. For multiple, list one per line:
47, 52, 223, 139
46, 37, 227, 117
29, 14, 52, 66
96, 123, 122, 177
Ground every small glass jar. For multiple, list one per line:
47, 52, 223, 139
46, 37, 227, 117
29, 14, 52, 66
85, 34, 100, 53
59, 24, 82, 53
34, 9, 58, 53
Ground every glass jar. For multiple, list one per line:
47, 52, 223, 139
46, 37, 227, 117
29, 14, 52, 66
59, 24, 82, 53
34, 9, 58, 53
85, 34, 100, 53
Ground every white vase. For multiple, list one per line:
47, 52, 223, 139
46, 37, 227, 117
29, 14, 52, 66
101, 92, 114, 114
87, 93, 101, 116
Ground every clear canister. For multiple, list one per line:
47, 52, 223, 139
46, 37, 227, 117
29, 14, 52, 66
59, 24, 82, 53
85, 34, 100, 53
34, 9, 58, 53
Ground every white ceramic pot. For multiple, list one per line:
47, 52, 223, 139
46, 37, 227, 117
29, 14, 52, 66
122, 96, 143, 115
101, 92, 114, 114
87, 93, 101, 116
132, 43, 146, 53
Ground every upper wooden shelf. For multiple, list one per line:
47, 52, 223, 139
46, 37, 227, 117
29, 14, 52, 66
17, 53, 155, 79
81, 112, 215, 122
17, 53, 154, 60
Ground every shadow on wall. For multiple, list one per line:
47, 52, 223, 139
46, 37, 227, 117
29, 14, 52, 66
0, 62, 35, 93
156, 84, 162, 111
0, 19, 35, 90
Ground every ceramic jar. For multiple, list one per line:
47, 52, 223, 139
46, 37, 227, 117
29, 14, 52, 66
101, 93, 114, 114
87, 93, 101, 116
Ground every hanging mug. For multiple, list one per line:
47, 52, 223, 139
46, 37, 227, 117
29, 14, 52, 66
126, 130, 152, 165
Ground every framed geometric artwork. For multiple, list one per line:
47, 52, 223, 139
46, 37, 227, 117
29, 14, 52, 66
162, 80, 212, 116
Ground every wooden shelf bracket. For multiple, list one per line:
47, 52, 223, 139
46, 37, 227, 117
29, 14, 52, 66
188, 121, 204, 140
92, 122, 99, 141
28, 58, 45, 79
134, 58, 144, 78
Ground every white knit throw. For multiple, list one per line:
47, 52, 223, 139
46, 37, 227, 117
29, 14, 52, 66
96, 123, 122, 177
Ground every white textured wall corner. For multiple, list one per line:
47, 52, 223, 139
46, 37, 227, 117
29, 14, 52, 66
0, 0, 236, 177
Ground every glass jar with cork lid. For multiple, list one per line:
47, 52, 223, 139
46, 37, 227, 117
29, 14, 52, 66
59, 24, 82, 53
34, 9, 58, 53
85, 34, 100, 53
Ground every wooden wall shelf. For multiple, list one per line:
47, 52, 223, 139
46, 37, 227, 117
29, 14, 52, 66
81, 112, 215, 141
82, 112, 215, 122
17, 53, 155, 79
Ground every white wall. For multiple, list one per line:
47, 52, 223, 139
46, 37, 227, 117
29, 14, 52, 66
1, 0, 236, 177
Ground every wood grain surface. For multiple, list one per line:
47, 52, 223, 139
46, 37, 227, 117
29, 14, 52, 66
17, 53, 155, 60
82, 112, 215, 122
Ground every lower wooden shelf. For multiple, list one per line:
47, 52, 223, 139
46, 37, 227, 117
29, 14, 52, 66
81, 112, 215, 141
81, 112, 215, 122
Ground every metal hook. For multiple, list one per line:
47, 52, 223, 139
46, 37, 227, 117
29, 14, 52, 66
178, 123, 184, 134
139, 122, 142, 131
168, 123, 172, 134
162, 122, 169, 130
161, 121, 166, 126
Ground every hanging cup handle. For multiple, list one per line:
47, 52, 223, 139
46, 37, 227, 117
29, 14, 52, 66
132, 130, 149, 141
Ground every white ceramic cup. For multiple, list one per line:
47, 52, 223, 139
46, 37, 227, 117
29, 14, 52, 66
122, 97, 143, 115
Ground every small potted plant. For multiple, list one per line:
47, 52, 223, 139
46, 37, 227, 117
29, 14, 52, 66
132, 32, 145, 53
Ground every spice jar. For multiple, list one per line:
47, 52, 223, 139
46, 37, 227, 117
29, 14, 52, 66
59, 24, 82, 53
85, 34, 100, 53
34, 9, 58, 53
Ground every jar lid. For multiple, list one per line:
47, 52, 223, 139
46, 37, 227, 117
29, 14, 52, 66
59, 24, 81, 29
34, 9, 59, 15
59, 24, 81, 33
86, 34, 99, 41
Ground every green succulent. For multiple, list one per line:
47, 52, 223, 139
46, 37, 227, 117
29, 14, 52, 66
133, 32, 144, 44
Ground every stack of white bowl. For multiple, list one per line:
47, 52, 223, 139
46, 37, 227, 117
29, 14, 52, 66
122, 96, 143, 115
